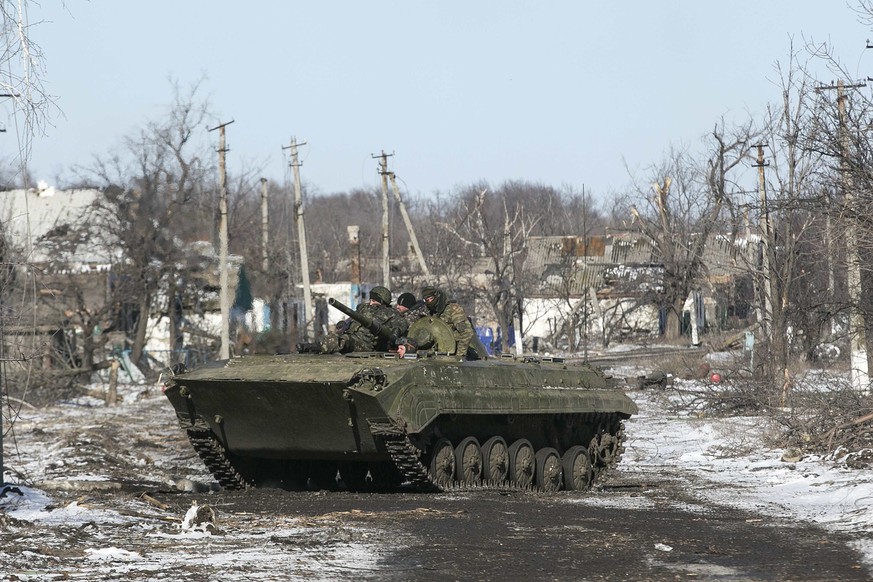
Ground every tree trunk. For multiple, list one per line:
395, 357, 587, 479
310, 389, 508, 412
80, 320, 97, 383
81, 318, 96, 370
492, 303, 512, 355
131, 291, 151, 371
663, 298, 685, 341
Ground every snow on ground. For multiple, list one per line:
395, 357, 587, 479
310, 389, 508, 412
2, 359, 873, 576
606, 363, 873, 569
2, 485, 388, 581
1, 383, 392, 581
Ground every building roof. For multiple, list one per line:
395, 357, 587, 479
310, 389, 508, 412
524, 234, 658, 296
0, 186, 106, 264
524, 231, 753, 298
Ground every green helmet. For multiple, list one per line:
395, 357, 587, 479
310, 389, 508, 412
369, 285, 392, 306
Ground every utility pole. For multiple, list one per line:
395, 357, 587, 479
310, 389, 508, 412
503, 210, 523, 356
825, 190, 836, 337
373, 151, 393, 288
1, 91, 19, 491
284, 137, 313, 342
208, 119, 234, 360
752, 143, 774, 341
818, 79, 869, 393
260, 178, 269, 273
387, 169, 430, 278
838, 80, 869, 393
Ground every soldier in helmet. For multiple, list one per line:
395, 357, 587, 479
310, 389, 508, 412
320, 286, 408, 353
400, 286, 476, 360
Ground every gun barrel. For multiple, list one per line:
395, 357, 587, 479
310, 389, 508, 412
328, 297, 356, 319
328, 297, 394, 341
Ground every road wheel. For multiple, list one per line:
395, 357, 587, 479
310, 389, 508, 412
454, 437, 483, 485
535, 447, 563, 492
481, 436, 509, 483
561, 445, 593, 491
429, 438, 456, 487
507, 439, 535, 488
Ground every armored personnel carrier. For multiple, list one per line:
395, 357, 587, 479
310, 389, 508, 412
163, 302, 638, 493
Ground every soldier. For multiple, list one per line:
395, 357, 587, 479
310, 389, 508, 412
419, 286, 476, 359
320, 286, 407, 353
395, 292, 429, 325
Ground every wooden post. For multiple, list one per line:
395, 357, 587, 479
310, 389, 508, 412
260, 177, 269, 273
388, 171, 430, 278
107, 358, 119, 407
837, 81, 870, 393
208, 119, 235, 360
376, 151, 392, 288
286, 138, 313, 342
754, 144, 774, 341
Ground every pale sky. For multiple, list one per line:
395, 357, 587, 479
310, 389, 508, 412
7, 1, 872, 200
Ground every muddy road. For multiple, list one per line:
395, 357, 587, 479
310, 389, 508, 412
1, 386, 869, 581
142, 480, 867, 582
4, 477, 866, 581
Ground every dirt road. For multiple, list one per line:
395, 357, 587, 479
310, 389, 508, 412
1, 387, 869, 581
142, 481, 868, 581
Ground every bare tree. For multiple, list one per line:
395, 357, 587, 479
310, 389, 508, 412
304, 187, 385, 284
745, 46, 831, 403
626, 122, 757, 342
2, 2, 61, 484
803, 21, 873, 391
448, 186, 527, 348
85, 81, 217, 374
0, 1, 57, 182
523, 186, 608, 352
427, 180, 593, 351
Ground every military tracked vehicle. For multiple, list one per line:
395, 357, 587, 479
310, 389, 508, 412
163, 302, 638, 493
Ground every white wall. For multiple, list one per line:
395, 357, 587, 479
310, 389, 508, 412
522, 296, 659, 344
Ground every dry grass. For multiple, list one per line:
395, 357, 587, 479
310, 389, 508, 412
644, 345, 873, 461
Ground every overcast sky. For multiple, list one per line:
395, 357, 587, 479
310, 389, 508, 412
6, 1, 872, 200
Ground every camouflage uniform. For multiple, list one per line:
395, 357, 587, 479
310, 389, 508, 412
401, 301, 430, 326
421, 287, 475, 358
356, 301, 408, 350
321, 301, 408, 354
436, 301, 475, 357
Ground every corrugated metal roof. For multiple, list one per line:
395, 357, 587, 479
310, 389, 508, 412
524, 234, 657, 296
524, 232, 753, 297
703, 233, 758, 277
